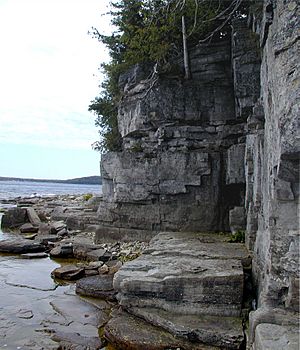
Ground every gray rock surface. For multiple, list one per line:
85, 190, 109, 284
51, 265, 84, 280
105, 309, 219, 350
1, 207, 28, 229
245, 1, 300, 346
113, 231, 247, 348
254, 323, 299, 350
0, 239, 45, 254
96, 39, 248, 241
76, 275, 116, 300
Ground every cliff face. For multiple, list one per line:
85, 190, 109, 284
245, 1, 299, 346
97, 33, 259, 240
96, 0, 299, 347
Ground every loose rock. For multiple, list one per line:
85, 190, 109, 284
76, 275, 116, 301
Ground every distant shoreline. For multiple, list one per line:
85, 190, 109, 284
0, 175, 102, 185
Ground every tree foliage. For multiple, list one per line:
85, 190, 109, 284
89, 0, 245, 153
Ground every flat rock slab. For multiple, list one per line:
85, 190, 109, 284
51, 331, 103, 350
130, 307, 244, 349
45, 294, 109, 349
254, 323, 299, 350
20, 223, 39, 233
105, 310, 219, 350
76, 275, 116, 301
114, 231, 249, 317
0, 239, 45, 254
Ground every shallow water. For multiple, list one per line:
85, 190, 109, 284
0, 253, 68, 349
0, 222, 114, 350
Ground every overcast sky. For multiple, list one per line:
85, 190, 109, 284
0, 0, 111, 179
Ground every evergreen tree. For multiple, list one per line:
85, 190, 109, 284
89, 0, 245, 153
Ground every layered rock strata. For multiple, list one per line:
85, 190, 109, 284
245, 1, 300, 348
96, 33, 259, 242
113, 232, 248, 348
95, 1, 299, 349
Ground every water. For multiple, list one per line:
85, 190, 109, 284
0, 180, 102, 200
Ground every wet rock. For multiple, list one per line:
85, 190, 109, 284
1, 207, 27, 229
104, 310, 218, 350
26, 207, 42, 226
51, 265, 84, 280
50, 244, 73, 258
21, 252, 49, 259
0, 239, 45, 254
47, 294, 108, 350
76, 275, 116, 300
20, 223, 39, 233
51, 331, 103, 350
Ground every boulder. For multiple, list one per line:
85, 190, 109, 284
20, 223, 39, 234
73, 243, 103, 260
86, 248, 112, 262
1, 207, 27, 229
49, 244, 73, 258
76, 275, 116, 300
50, 221, 67, 233
26, 207, 41, 226
51, 265, 84, 280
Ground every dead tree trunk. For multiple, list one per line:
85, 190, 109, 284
182, 15, 191, 79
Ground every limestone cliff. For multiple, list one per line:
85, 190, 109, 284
95, 0, 299, 348
96, 32, 258, 240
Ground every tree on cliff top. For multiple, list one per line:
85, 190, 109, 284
89, 0, 245, 153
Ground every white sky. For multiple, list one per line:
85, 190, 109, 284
0, 0, 112, 179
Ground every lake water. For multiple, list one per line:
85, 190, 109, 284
0, 180, 102, 200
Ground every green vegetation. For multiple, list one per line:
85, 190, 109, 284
83, 193, 93, 201
229, 230, 245, 243
89, 0, 247, 153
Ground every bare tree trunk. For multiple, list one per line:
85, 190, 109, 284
182, 15, 191, 79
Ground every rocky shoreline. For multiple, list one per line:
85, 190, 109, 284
0, 194, 252, 350
0, 194, 150, 350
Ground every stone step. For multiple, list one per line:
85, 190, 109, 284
127, 307, 245, 349
105, 309, 220, 350
113, 231, 249, 348
114, 232, 249, 317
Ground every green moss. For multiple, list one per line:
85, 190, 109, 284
229, 230, 245, 243
83, 193, 93, 201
